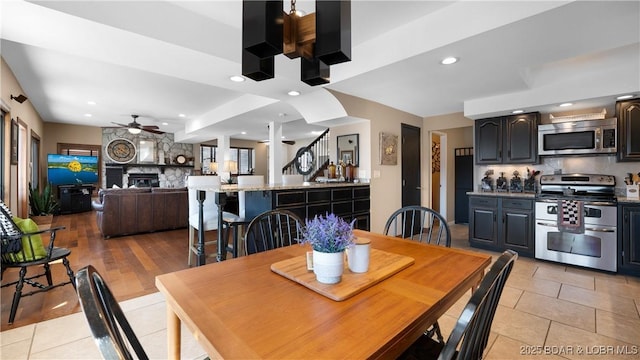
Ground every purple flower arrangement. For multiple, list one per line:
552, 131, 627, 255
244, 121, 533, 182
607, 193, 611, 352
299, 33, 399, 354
300, 213, 356, 253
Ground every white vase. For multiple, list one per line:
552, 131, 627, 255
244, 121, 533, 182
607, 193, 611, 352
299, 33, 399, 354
313, 250, 344, 284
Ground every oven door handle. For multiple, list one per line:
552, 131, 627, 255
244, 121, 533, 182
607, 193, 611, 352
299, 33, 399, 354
584, 227, 616, 233
536, 221, 615, 233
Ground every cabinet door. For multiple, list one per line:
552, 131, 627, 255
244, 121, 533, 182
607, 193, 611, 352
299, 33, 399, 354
617, 99, 640, 162
505, 113, 539, 164
469, 197, 498, 248
475, 117, 503, 164
501, 208, 534, 257
619, 205, 640, 275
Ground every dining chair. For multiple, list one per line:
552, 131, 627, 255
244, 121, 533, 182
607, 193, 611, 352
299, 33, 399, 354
0, 200, 76, 324
282, 174, 304, 185
243, 209, 303, 255
398, 250, 518, 360
187, 175, 234, 265
75, 265, 149, 360
384, 205, 451, 246
384, 205, 451, 342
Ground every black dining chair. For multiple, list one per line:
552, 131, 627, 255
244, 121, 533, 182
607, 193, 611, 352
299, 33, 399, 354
398, 250, 518, 360
384, 205, 451, 342
384, 205, 451, 246
0, 200, 75, 324
243, 209, 303, 255
75, 265, 149, 360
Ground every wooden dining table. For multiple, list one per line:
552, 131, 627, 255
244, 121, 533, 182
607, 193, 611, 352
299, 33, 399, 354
155, 229, 492, 359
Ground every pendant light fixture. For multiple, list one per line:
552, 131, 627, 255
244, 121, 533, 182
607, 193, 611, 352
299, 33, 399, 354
242, 0, 351, 86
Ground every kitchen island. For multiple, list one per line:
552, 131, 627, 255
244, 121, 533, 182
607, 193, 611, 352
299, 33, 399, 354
194, 182, 370, 265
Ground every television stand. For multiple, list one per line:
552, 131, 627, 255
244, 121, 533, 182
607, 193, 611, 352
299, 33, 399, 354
58, 185, 95, 214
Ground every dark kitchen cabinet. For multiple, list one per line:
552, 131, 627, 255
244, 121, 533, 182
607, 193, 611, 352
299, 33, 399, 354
469, 195, 534, 257
469, 196, 499, 248
475, 113, 540, 165
245, 185, 370, 231
475, 117, 503, 164
617, 98, 640, 162
618, 203, 640, 276
499, 198, 534, 257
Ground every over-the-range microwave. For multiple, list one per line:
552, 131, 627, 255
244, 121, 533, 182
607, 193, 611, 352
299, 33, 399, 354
538, 117, 617, 156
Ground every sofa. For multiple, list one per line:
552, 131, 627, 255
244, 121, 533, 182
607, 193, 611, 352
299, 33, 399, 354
91, 187, 189, 238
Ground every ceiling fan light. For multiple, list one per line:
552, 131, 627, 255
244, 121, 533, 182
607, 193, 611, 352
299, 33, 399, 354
128, 127, 142, 134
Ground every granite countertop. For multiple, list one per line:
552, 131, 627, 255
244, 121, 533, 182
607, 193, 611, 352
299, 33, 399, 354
193, 181, 370, 192
468, 191, 640, 204
617, 196, 640, 204
466, 191, 536, 199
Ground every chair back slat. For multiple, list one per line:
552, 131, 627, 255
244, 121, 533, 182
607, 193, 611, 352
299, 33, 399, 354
244, 210, 303, 255
76, 265, 149, 360
438, 250, 517, 360
384, 206, 451, 247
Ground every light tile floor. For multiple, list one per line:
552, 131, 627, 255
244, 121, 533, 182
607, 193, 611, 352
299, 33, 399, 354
1, 224, 639, 359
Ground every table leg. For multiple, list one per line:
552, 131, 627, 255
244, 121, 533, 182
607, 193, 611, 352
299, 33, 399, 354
215, 191, 228, 262
166, 305, 181, 360
196, 190, 206, 266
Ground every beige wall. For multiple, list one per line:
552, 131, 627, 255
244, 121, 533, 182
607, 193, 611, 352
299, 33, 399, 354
331, 90, 423, 233
1, 57, 47, 216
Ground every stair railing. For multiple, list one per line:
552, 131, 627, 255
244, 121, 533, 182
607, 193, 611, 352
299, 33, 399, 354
282, 128, 330, 182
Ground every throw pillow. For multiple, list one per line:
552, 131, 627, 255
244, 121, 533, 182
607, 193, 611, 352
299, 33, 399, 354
10, 217, 47, 262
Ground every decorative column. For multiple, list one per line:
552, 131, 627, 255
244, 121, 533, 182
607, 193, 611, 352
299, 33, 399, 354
268, 121, 283, 185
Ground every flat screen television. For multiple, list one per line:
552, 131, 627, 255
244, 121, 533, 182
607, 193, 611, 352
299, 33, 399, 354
47, 154, 99, 186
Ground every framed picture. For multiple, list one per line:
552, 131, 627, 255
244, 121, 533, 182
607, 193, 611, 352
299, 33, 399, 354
340, 150, 353, 164
10, 119, 18, 164
379, 132, 398, 165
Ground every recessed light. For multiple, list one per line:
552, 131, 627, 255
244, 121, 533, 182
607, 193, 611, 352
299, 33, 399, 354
230, 75, 245, 82
288, 90, 300, 96
162, 122, 169, 126
559, 102, 573, 107
241, 131, 247, 135
84, 113, 92, 117
617, 94, 634, 100
440, 57, 458, 65
311, 130, 324, 135
87, 101, 96, 105
281, 136, 286, 139
178, 114, 186, 118
512, 110, 524, 114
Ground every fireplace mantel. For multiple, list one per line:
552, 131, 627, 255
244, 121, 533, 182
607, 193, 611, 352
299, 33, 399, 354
105, 163, 194, 174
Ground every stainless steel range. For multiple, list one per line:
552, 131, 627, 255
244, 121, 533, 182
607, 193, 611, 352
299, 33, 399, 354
535, 174, 617, 272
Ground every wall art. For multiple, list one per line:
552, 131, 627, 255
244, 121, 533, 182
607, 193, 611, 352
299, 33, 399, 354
379, 132, 398, 165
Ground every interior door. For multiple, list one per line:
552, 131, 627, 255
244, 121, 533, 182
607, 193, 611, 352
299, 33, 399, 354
455, 147, 473, 224
401, 124, 421, 234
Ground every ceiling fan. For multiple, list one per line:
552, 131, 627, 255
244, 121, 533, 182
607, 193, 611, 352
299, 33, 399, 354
111, 115, 164, 135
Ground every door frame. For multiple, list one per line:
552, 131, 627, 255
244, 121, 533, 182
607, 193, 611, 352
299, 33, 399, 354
430, 131, 448, 221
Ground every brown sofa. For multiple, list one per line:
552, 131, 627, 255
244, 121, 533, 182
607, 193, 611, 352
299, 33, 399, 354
91, 187, 188, 238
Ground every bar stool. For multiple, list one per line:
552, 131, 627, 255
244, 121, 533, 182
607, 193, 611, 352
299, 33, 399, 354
224, 175, 264, 258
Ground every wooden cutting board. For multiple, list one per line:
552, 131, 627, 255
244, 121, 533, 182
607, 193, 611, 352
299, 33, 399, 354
270, 249, 414, 301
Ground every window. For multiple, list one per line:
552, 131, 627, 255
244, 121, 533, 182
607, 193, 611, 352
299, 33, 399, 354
200, 145, 255, 174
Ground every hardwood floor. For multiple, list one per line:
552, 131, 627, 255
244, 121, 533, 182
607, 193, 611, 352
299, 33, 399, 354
1, 210, 220, 331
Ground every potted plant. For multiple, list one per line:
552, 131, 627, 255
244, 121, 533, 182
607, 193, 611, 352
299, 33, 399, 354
29, 182, 59, 225
300, 213, 355, 284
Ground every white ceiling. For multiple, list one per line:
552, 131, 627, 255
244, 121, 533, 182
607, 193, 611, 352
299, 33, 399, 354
1, 1, 639, 143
